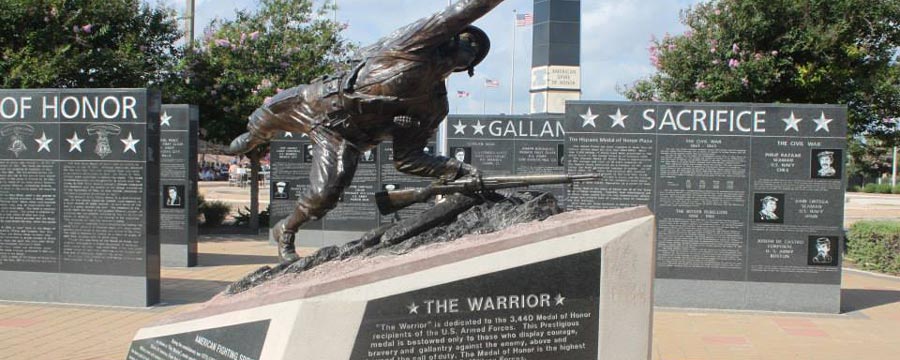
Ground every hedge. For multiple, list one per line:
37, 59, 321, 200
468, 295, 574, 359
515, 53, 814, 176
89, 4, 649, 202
847, 221, 900, 275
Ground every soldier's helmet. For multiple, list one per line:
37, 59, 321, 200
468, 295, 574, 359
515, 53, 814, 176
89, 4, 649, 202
454, 25, 490, 75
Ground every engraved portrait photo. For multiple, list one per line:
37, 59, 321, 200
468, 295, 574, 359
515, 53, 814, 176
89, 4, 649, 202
302, 144, 314, 163
557, 144, 565, 167
451, 146, 472, 164
163, 185, 185, 208
810, 149, 842, 179
753, 193, 785, 224
807, 236, 838, 266
273, 181, 290, 200
361, 148, 377, 163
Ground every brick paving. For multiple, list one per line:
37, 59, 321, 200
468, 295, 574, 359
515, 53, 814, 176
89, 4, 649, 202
0, 235, 898, 359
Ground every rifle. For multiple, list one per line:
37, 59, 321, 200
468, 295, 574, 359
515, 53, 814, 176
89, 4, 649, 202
374, 173, 601, 215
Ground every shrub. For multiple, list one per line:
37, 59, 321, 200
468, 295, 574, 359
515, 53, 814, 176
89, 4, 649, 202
199, 195, 232, 228
233, 204, 271, 227
847, 221, 900, 275
893, 185, 900, 195
862, 183, 878, 193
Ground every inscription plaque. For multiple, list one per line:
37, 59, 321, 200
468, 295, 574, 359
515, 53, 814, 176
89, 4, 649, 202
566, 101, 846, 312
127, 320, 270, 360
350, 250, 600, 360
159, 105, 198, 267
0, 89, 160, 307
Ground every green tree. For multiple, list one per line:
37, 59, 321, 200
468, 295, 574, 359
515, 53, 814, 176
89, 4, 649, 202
621, 0, 900, 142
166, 0, 352, 230
0, 0, 181, 88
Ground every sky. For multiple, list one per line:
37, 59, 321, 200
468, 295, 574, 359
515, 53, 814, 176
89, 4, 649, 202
154, 0, 700, 115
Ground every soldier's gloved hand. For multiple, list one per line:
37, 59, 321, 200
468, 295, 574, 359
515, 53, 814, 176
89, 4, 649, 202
458, 162, 481, 179
456, 163, 484, 190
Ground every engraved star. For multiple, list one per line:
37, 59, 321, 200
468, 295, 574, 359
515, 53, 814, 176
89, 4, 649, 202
608, 108, 629, 129
471, 120, 486, 135
554, 294, 566, 306
66, 132, 85, 153
580, 107, 599, 128
160, 111, 173, 127
284, 131, 294, 138
407, 302, 419, 314
452, 120, 467, 135
782, 112, 802, 132
35, 132, 53, 153
813, 112, 833, 132
121, 132, 140, 154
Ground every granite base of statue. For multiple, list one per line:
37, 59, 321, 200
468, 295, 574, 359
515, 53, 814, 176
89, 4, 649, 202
127, 192, 655, 360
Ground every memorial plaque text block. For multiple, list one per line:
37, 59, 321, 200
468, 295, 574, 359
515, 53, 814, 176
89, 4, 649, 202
159, 105, 198, 267
0, 89, 160, 306
350, 250, 601, 360
566, 101, 846, 288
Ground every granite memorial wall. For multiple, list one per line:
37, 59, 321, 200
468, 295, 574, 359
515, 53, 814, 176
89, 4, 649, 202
0, 89, 160, 307
446, 114, 568, 205
268, 132, 436, 246
159, 105, 198, 267
565, 100, 847, 313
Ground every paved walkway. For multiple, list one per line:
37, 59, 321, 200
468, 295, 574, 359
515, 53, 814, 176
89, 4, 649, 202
1, 236, 898, 360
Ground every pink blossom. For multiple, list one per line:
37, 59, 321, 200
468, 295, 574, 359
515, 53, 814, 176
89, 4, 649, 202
710, 39, 719, 47
249, 31, 260, 40
684, 30, 693, 38
240, 33, 247, 44
276, 88, 284, 94
650, 54, 660, 68
714, 8, 721, 15
667, 43, 676, 51
214, 38, 231, 47
82, 24, 93, 33
695, 81, 707, 90
710, 47, 717, 53
754, 53, 763, 60
742, 77, 749, 86
264, 96, 273, 105
731, 43, 739, 53
728, 59, 740, 68
712, 59, 720, 65
771, 50, 779, 56
259, 79, 273, 89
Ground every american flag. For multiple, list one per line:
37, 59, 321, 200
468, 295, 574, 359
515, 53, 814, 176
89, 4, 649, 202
484, 79, 500, 88
516, 13, 533, 27
457, 90, 470, 98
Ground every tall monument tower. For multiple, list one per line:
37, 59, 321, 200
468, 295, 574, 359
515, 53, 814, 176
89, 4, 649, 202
529, 0, 581, 114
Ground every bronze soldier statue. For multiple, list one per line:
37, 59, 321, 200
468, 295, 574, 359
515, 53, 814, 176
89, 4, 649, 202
228, 0, 505, 262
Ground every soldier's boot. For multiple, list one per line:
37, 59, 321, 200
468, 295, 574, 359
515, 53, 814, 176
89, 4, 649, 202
228, 132, 268, 155
272, 219, 301, 263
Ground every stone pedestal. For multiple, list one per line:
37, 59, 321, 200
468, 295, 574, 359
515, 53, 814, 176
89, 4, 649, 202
128, 207, 655, 360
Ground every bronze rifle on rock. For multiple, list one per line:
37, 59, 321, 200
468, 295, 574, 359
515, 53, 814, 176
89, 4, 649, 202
375, 173, 602, 215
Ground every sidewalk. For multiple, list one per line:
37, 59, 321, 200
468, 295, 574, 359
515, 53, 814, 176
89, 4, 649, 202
0, 235, 898, 359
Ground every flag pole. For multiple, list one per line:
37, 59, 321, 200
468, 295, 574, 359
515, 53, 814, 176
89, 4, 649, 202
509, 10, 517, 114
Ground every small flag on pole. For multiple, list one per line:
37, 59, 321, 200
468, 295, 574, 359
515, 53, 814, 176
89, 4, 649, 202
484, 79, 500, 88
516, 13, 533, 27
457, 90, 471, 98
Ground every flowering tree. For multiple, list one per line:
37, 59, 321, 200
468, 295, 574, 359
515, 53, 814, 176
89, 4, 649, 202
621, 0, 900, 141
0, 0, 180, 88
165, 0, 352, 229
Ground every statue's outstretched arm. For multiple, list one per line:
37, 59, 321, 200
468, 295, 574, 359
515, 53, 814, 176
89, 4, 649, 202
385, 0, 504, 53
